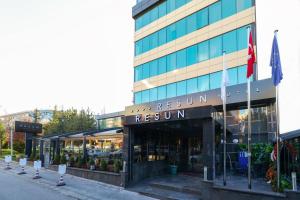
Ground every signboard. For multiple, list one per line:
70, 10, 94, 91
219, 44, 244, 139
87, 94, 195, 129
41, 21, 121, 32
58, 164, 66, 175
15, 121, 42, 133
19, 158, 27, 166
34, 160, 42, 170
4, 155, 12, 163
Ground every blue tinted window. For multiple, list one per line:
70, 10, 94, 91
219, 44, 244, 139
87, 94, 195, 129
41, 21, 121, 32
222, 0, 237, 18
237, 26, 248, 50
167, 23, 177, 42
186, 13, 197, 33
187, 78, 198, 94
176, 0, 186, 9
135, 40, 142, 56
158, 2, 167, 18
167, 0, 176, 13
197, 8, 208, 29
142, 63, 150, 79
176, 19, 186, 38
135, 92, 142, 104
223, 30, 237, 54
167, 53, 177, 71
167, 83, 177, 98
135, 18, 142, 30
209, 2, 221, 24
238, 65, 247, 84
209, 36, 222, 58
134, 66, 143, 82
158, 57, 167, 74
198, 41, 209, 62
142, 36, 150, 53
150, 60, 158, 77
177, 80, 187, 96
158, 28, 167, 46
228, 67, 238, 86
149, 32, 158, 50
150, 88, 158, 102
198, 75, 210, 92
210, 71, 222, 89
150, 6, 159, 22
157, 85, 166, 100
142, 90, 150, 103
177, 49, 187, 69
187, 45, 198, 66
237, 0, 252, 12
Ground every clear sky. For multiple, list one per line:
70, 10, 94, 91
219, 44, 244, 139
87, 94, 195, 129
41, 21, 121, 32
0, 0, 135, 115
0, 0, 299, 133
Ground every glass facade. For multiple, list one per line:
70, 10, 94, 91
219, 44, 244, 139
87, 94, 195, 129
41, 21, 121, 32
214, 104, 276, 177
135, 0, 253, 56
134, 25, 250, 82
134, 65, 249, 104
135, 0, 191, 31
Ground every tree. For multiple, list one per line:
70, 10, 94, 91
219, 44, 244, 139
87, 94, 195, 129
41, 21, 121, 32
43, 107, 96, 135
0, 122, 6, 156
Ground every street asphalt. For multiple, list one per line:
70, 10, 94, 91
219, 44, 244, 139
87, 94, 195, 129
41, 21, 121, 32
0, 160, 156, 200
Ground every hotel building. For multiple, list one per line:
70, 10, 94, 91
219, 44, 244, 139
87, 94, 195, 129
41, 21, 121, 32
122, 0, 278, 185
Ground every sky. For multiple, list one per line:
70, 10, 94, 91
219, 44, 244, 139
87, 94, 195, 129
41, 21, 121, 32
0, 0, 135, 115
0, 0, 299, 133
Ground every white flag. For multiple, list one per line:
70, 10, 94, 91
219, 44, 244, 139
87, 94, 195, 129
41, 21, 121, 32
221, 54, 229, 101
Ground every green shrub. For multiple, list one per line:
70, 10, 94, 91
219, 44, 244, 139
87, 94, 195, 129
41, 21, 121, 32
89, 158, 95, 166
54, 154, 60, 165
60, 155, 67, 164
69, 156, 75, 167
113, 160, 122, 173
100, 159, 107, 171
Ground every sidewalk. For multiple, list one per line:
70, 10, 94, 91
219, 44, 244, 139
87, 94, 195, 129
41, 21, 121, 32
0, 160, 156, 200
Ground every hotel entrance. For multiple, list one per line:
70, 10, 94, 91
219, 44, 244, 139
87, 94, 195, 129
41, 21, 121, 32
125, 114, 214, 184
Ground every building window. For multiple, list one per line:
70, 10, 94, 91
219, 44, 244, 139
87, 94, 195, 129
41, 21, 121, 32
158, 57, 167, 75
150, 60, 158, 77
157, 85, 167, 100
150, 88, 158, 102
142, 90, 150, 103
176, 49, 187, 69
228, 67, 238, 86
222, 0, 237, 19
167, 83, 177, 98
166, 23, 177, 42
197, 7, 208, 29
209, 35, 223, 58
176, 18, 187, 38
223, 30, 237, 54
187, 77, 198, 94
198, 40, 209, 62
198, 75, 210, 92
135, 92, 142, 104
209, 1, 222, 24
236, 0, 252, 12
187, 45, 198, 66
158, 28, 167, 46
142, 63, 150, 80
186, 13, 197, 33
177, 80, 187, 96
167, 53, 177, 72
210, 71, 222, 90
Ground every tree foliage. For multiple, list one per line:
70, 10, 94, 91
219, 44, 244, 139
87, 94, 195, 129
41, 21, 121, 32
0, 122, 6, 155
43, 107, 96, 136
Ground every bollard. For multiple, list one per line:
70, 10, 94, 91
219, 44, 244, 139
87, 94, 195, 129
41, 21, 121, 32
4, 155, 12, 170
292, 172, 297, 191
57, 164, 66, 186
18, 158, 27, 175
56, 175, 66, 186
33, 169, 41, 179
204, 166, 208, 181
33, 160, 42, 179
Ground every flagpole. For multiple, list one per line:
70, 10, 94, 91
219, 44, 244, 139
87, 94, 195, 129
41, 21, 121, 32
274, 30, 280, 192
247, 26, 252, 190
222, 51, 227, 186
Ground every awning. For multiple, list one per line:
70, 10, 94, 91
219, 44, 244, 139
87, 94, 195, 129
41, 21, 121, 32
92, 129, 123, 137
281, 129, 300, 141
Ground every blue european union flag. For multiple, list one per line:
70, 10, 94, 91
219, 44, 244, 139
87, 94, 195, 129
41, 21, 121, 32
270, 34, 283, 86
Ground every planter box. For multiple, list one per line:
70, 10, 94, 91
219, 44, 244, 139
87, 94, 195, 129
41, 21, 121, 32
47, 165, 122, 186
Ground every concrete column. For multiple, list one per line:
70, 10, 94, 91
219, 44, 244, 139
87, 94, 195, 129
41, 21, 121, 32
202, 118, 215, 180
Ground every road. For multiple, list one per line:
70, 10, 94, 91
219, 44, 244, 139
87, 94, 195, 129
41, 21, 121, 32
0, 160, 155, 200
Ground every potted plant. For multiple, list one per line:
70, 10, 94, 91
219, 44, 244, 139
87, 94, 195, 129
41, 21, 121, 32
60, 155, 67, 165
89, 158, 95, 170
100, 159, 107, 171
169, 152, 178, 175
54, 154, 60, 165
113, 159, 122, 173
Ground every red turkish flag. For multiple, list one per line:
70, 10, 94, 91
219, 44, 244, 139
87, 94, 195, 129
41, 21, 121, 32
247, 31, 255, 78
